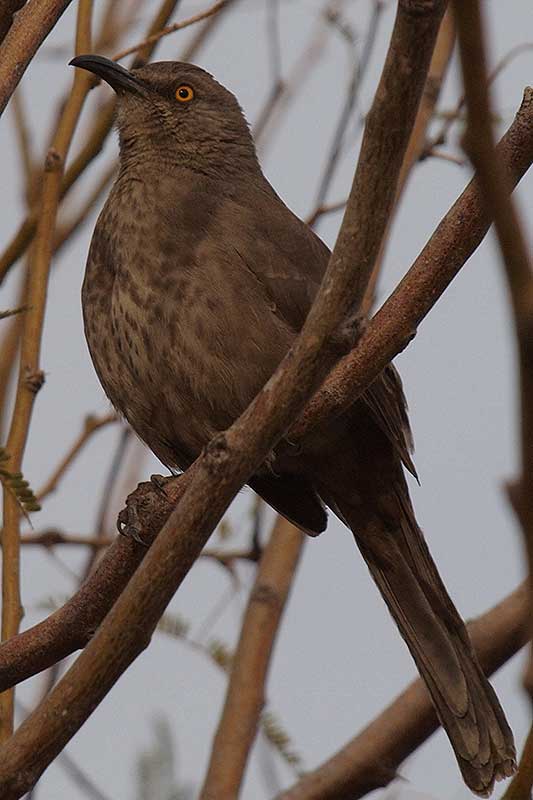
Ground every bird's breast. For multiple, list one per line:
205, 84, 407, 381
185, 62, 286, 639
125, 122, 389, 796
82, 190, 292, 467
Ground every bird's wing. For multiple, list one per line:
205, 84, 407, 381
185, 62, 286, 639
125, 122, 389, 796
362, 365, 418, 479
222, 183, 329, 331
223, 184, 418, 473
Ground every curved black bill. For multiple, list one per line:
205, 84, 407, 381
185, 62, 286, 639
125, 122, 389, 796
70, 54, 143, 94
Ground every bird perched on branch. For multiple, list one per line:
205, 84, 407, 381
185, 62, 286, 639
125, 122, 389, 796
71, 54, 515, 794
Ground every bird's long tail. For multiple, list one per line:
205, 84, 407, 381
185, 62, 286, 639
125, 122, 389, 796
320, 466, 516, 796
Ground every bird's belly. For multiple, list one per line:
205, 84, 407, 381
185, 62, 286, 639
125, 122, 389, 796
83, 282, 288, 469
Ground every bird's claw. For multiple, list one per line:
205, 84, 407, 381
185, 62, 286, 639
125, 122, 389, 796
117, 502, 149, 547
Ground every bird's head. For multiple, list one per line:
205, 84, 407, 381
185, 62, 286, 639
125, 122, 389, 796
70, 55, 259, 178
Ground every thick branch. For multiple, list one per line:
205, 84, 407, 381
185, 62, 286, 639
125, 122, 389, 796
0, 2, 26, 46
276, 584, 529, 800
330, 0, 447, 313
360, 7, 456, 314
201, 517, 304, 799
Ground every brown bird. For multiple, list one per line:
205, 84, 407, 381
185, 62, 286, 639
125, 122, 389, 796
71, 55, 515, 794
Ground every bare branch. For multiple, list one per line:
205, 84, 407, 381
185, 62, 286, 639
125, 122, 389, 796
201, 517, 304, 798
360, 7, 456, 315
0, 2, 26, 46
35, 413, 118, 502
0, 0, 75, 117
112, 0, 230, 62
313, 1, 384, 213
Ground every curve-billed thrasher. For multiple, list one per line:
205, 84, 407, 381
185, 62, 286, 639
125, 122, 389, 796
71, 55, 515, 793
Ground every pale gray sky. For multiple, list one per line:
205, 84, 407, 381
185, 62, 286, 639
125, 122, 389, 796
2, 1, 532, 798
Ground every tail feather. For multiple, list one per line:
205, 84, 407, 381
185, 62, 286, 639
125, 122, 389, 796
325, 479, 516, 796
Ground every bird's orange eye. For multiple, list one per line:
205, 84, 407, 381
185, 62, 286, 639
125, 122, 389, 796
175, 85, 194, 103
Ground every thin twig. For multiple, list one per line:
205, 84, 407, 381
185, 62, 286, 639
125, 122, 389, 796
112, 0, 229, 62
10, 90, 36, 204
253, 0, 334, 148
79, 425, 131, 582
93, 427, 131, 536
313, 0, 384, 213
0, 268, 28, 435
266, 0, 282, 87
35, 413, 117, 502
427, 40, 533, 154
424, 147, 465, 166
305, 199, 348, 228
21, 531, 113, 548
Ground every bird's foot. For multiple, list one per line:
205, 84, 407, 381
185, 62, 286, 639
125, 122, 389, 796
116, 475, 182, 549
117, 501, 149, 546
